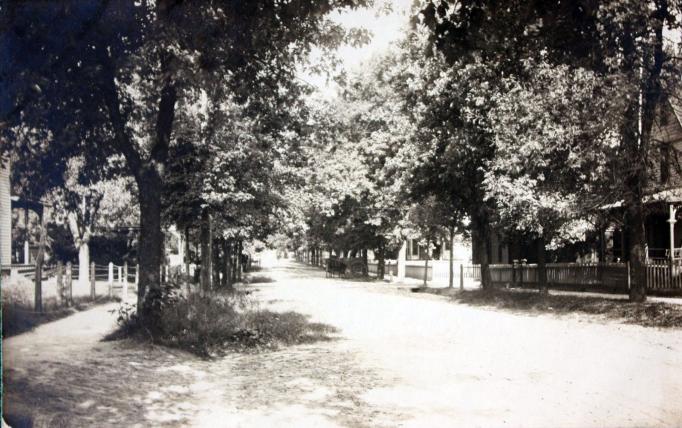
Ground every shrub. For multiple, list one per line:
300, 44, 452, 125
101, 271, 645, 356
107, 282, 337, 357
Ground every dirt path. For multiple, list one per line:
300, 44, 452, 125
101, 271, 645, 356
4, 261, 682, 427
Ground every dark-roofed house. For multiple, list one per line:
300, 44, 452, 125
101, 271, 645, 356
604, 96, 682, 264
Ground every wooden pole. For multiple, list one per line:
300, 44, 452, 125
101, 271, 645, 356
90, 262, 96, 300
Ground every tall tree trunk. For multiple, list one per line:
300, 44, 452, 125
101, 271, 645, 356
362, 248, 368, 276
448, 225, 455, 288
137, 171, 164, 311
473, 209, 492, 290
184, 226, 191, 290
223, 240, 233, 291
616, 12, 662, 302
34, 210, 47, 313
78, 242, 90, 288
423, 241, 430, 288
212, 238, 221, 288
537, 235, 548, 294
627, 207, 648, 302
199, 209, 212, 293
377, 242, 385, 280
237, 240, 243, 282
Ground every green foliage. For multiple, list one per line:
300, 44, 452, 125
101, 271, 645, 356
483, 59, 624, 245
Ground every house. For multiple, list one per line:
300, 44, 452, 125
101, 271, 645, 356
602, 97, 682, 264
1, 157, 10, 267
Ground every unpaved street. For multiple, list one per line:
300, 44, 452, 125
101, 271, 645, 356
4, 261, 682, 427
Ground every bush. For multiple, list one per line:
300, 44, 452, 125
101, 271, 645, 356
106, 282, 337, 357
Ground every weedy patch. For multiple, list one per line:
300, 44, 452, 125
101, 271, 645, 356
452, 289, 682, 328
105, 283, 338, 357
243, 274, 276, 284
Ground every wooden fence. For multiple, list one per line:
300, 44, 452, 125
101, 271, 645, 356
472, 262, 680, 292
2, 261, 150, 312
367, 261, 399, 277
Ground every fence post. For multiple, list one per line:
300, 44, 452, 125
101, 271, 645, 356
135, 264, 139, 286
627, 261, 631, 290
66, 262, 73, 306
460, 264, 464, 290
108, 262, 114, 298
90, 262, 96, 300
57, 261, 64, 305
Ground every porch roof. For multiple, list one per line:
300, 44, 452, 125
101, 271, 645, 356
600, 187, 682, 210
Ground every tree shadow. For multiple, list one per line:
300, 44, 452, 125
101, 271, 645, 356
452, 289, 682, 328
4, 333, 400, 427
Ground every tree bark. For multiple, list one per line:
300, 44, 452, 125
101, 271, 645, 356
34, 210, 47, 313
199, 209, 212, 293
448, 225, 455, 288
473, 210, 492, 289
423, 241, 430, 288
537, 235, 548, 294
377, 242, 385, 280
212, 238, 221, 287
136, 169, 165, 311
184, 226, 190, 286
236, 240, 243, 282
77, 242, 90, 288
627, 207, 648, 302
223, 240, 233, 291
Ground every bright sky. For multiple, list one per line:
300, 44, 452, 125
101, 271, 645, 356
300, 0, 415, 98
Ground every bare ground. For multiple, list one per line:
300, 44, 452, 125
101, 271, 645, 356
4, 260, 682, 427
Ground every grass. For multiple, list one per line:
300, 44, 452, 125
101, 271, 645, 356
451, 288, 682, 328
105, 287, 337, 357
2, 287, 120, 337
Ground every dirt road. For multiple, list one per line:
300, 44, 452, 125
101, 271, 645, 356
4, 261, 682, 427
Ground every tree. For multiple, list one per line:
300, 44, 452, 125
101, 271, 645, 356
2, 0, 369, 319
418, 0, 682, 301
483, 60, 623, 292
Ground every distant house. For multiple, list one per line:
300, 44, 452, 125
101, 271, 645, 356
1, 157, 10, 267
